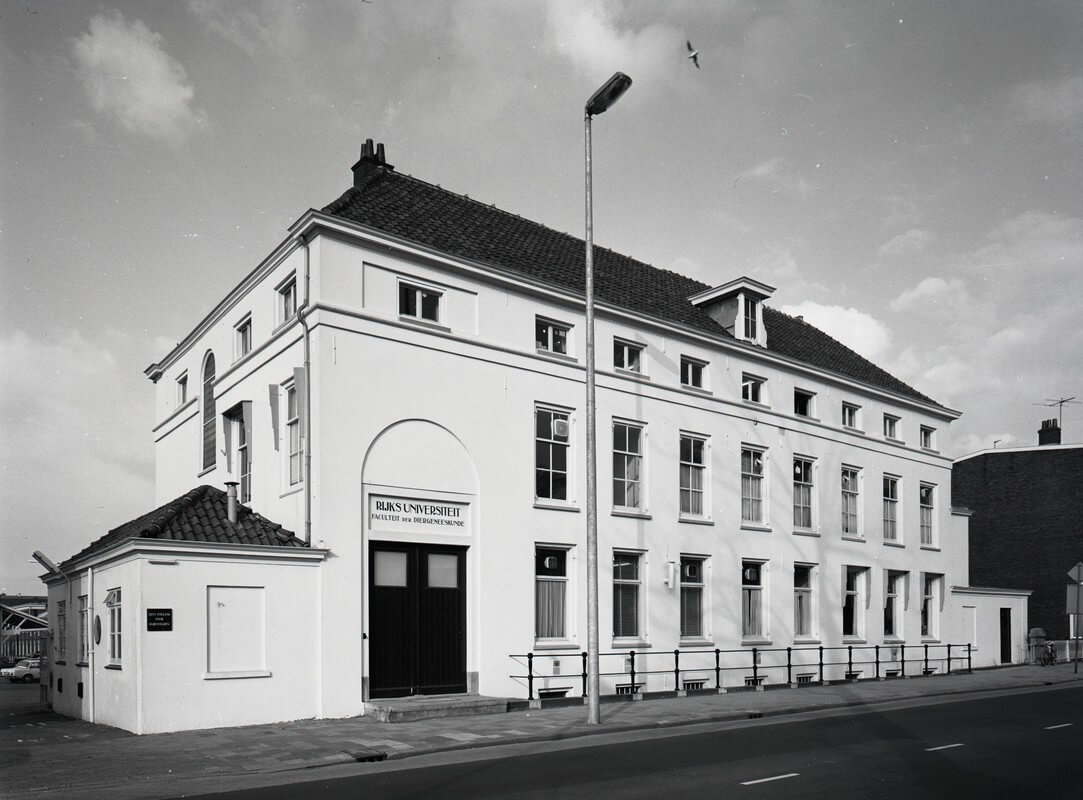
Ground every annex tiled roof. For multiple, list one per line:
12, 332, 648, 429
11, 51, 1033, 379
322, 166, 936, 406
61, 485, 305, 569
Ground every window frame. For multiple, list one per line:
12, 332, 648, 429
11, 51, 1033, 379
920, 425, 937, 451
741, 373, 766, 404
679, 555, 707, 641
882, 475, 900, 542
919, 483, 936, 546
56, 600, 66, 660
535, 545, 573, 643
105, 588, 122, 664
234, 314, 253, 362
841, 466, 861, 538
884, 570, 905, 639
793, 563, 816, 639
842, 566, 867, 639
612, 419, 646, 512
277, 274, 298, 326
613, 338, 644, 374
883, 413, 901, 441
535, 316, 571, 356
176, 372, 188, 405
921, 573, 941, 639
678, 432, 708, 519
680, 356, 707, 390
398, 281, 442, 324
741, 446, 767, 526
535, 405, 572, 504
742, 296, 759, 341
201, 352, 216, 472
792, 456, 815, 531
794, 389, 816, 419
286, 383, 302, 487
741, 560, 767, 640
612, 550, 645, 642
842, 402, 861, 431
78, 594, 89, 662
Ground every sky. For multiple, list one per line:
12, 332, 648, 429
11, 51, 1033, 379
1, 0, 1081, 594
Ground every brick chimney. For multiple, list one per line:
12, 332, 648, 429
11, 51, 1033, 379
1038, 418, 1061, 446
351, 138, 393, 189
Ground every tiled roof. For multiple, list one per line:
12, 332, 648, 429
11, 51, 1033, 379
322, 166, 936, 406
61, 485, 305, 569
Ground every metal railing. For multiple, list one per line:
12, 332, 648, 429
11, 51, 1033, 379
510, 643, 972, 701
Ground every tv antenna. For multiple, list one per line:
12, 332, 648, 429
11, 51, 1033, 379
1033, 396, 1080, 428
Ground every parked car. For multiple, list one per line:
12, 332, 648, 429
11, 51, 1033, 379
1, 659, 41, 683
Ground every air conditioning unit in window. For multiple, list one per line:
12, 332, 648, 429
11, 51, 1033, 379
682, 563, 700, 580
553, 419, 570, 438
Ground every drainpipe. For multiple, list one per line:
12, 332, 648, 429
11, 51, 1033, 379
87, 564, 94, 723
297, 235, 313, 546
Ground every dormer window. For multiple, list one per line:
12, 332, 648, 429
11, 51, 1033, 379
688, 277, 775, 347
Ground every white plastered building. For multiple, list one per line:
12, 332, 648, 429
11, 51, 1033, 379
43, 140, 1028, 733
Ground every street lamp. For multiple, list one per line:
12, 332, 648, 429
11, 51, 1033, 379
584, 71, 632, 725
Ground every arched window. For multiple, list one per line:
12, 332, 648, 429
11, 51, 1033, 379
202, 353, 216, 470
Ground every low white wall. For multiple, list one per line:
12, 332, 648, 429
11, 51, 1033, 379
948, 588, 1030, 669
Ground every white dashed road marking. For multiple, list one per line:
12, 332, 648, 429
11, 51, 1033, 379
741, 773, 800, 785
925, 743, 965, 751
1045, 723, 1073, 730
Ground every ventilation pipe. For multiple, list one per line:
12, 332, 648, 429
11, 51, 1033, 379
225, 481, 239, 524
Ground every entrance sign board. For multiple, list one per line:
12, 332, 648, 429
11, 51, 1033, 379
146, 609, 173, 631
369, 495, 470, 534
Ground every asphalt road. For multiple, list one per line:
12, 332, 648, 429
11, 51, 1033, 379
184, 686, 1081, 799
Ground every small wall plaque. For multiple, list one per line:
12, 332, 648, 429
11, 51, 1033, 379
146, 608, 173, 631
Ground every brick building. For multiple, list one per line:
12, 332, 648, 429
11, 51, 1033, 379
953, 420, 1083, 640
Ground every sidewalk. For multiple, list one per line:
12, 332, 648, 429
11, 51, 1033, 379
2, 664, 1080, 798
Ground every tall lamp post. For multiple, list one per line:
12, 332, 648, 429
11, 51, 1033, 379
584, 71, 632, 725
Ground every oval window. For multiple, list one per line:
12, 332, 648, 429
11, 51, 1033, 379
93, 615, 102, 645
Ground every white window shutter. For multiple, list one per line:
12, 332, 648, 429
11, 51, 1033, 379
242, 401, 253, 462
268, 385, 280, 451
223, 415, 233, 473
292, 367, 306, 429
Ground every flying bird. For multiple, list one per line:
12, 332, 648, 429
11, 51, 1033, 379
686, 40, 700, 68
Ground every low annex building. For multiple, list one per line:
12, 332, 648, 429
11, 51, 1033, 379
43, 140, 1028, 733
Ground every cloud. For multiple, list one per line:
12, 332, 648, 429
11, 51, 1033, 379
188, 0, 301, 55
888, 276, 967, 313
740, 157, 811, 198
0, 330, 154, 593
71, 11, 205, 145
1010, 74, 1083, 125
877, 228, 931, 259
779, 301, 891, 363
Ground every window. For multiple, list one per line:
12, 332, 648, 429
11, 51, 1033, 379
79, 595, 89, 662
743, 296, 759, 340
535, 547, 569, 640
841, 467, 860, 536
680, 357, 705, 389
287, 385, 302, 485
235, 316, 252, 361
920, 425, 936, 450
883, 414, 900, 440
741, 447, 765, 524
794, 389, 815, 418
883, 476, 899, 541
793, 457, 814, 529
741, 561, 765, 638
794, 565, 814, 637
679, 434, 706, 517
279, 277, 297, 323
613, 552, 642, 639
842, 567, 866, 638
226, 405, 253, 503
399, 283, 440, 323
919, 484, 935, 546
680, 557, 706, 638
56, 601, 66, 660
842, 402, 860, 429
884, 571, 905, 638
201, 353, 216, 471
535, 406, 570, 502
535, 318, 569, 355
613, 421, 644, 510
106, 588, 122, 663
613, 339, 643, 373
921, 573, 941, 638
741, 373, 764, 403
176, 372, 188, 405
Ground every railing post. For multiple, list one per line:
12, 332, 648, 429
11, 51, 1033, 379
581, 651, 588, 697
967, 643, 972, 674
924, 643, 929, 675
901, 643, 906, 677
847, 645, 853, 678
819, 645, 824, 683
752, 648, 759, 685
674, 649, 680, 692
527, 652, 535, 700
946, 643, 952, 675
875, 644, 880, 680
629, 650, 636, 694
714, 648, 721, 690
786, 647, 793, 685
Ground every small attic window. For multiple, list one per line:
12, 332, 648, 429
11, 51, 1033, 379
743, 297, 759, 340
687, 277, 775, 348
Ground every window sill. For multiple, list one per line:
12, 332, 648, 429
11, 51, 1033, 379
397, 316, 451, 334
76, 662, 89, 668
534, 501, 580, 513
920, 638, 941, 645
741, 637, 772, 647
532, 641, 579, 651
613, 367, 649, 381
612, 639, 651, 649
883, 539, 905, 548
197, 466, 215, 478
203, 670, 272, 680
842, 638, 867, 645
920, 544, 941, 552
104, 664, 122, 671
843, 426, 866, 435
54, 660, 66, 666
279, 484, 304, 499
678, 515, 714, 526
794, 638, 821, 645
680, 385, 712, 396
742, 400, 771, 410
841, 535, 866, 543
794, 415, 820, 423
792, 528, 820, 538
883, 637, 906, 645
921, 447, 940, 455
884, 437, 905, 445
740, 523, 772, 533
535, 349, 577, 364
611, 508, 651, 520
679, 639, 715, 649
